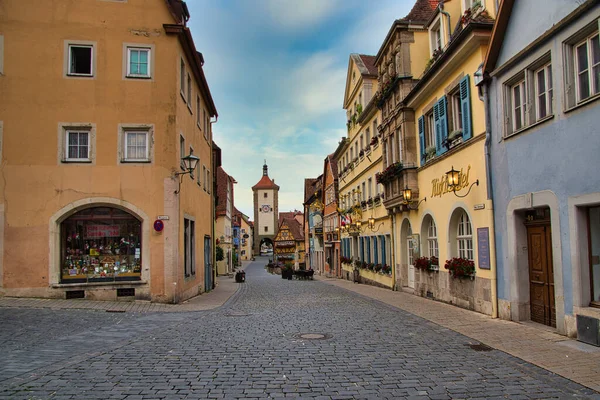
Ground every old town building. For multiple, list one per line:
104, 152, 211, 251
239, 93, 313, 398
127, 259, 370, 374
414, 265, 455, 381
215, 167, 235, 275
274, 216, 305, 269
0, 0, 217, 303
322, 154, 341, 277
303, 177, 323, 273
234, 209, 254, 261
483, 0, 600, 337
339, 53, 394, 288
398, 0, 497, 315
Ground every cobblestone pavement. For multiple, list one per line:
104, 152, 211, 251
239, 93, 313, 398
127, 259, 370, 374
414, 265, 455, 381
0, 258, 598, 399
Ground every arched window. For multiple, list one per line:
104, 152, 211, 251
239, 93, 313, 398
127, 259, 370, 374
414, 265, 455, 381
60, 207, 142, 284
428, 219, 439, 258
457, 211, 473, 260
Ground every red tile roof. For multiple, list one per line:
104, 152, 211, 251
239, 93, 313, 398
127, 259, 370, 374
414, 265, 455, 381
304, 178, 319, 203
403, 0, 440, 22
358, 55, 378, 76
252, 174, 279, 190
281, 217, 305, 242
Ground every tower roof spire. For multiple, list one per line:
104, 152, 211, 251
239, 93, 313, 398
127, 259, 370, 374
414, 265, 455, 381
263, 160, 268, 176
253, 161, 280, 191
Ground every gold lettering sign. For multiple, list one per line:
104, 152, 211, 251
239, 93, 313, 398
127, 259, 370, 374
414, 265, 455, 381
431, 165, 471, 198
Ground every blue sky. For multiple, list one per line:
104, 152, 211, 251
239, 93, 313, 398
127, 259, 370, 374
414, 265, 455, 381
186, 0, 415, 219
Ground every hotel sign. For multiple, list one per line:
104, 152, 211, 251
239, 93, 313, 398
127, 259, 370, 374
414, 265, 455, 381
431, 165, 472, 198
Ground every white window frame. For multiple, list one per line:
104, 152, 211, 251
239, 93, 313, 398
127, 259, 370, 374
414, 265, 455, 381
64, 41, 96, 78
59, 123, 96, 164
123, 131, 149, 162
534, 63, 553, 120
426, 111, 435, 149
511, 79, 526, 132
450, 89, 463, 133
126, 46, 151, 78
429, 15, 445, 56
457, 211, 473, 261
65, 130, 91, 162
428, 219, 439, 258
187, 74, 192, 112
574, 32, 600, 103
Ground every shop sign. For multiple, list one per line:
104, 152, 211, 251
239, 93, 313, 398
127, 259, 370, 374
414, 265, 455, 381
477, 227, 491, 270
276, 240, 295, 247
275, 247, 294, 254
86, 225, 120, 238
431, 165, 471, 198
411, 234, 420, 259
157, 215, 170, 220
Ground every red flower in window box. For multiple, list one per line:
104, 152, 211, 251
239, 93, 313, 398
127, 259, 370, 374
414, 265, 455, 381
444, 257, 475, 279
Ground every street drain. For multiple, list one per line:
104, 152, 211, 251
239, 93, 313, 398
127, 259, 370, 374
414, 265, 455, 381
292, 333, 332, 340
467, 342, 493, 351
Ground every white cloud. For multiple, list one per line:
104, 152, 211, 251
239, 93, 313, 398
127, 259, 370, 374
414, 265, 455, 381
263, 0, 341, 31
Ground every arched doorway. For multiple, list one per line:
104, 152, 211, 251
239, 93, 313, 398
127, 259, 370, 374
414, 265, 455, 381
400, 218, 414, 289
60, 206, 142, 284
260, 238, 273, 256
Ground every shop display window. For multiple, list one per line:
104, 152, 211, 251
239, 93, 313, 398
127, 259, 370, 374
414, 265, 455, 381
61, 207, 142, 283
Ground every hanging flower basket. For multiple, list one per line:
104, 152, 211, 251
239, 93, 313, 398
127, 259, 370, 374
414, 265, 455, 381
376, 162, 403, 184
444, 257, 475, 279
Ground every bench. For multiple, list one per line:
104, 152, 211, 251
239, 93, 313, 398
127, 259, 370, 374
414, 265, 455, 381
294, 269, 314, 280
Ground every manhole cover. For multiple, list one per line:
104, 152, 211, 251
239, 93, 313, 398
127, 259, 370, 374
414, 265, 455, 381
292, 333, 332, 340
224, 311, 250, 317
467, 342, 493, 351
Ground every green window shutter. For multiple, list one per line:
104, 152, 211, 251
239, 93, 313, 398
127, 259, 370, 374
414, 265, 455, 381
460, 75, 472, 140
418, 115, 425, 165
433, 101, 442, 156
439, 96, 448, 153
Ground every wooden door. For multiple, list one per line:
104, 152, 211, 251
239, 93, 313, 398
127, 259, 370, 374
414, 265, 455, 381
527, 224, 556, 327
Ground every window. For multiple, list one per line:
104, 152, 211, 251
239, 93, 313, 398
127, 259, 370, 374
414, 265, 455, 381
264, 193, 267, 198
449, 89, 463, 133
187, 74, 192, 108
427, 219, 439, 258
360, 135, 364, 151
196, 162, 201, 186
202, 165, 207, 191
396, 128, 402, 162
366, 128, 371, 147
197, 96, 201, 126
575, 32, 600, 103
180, 135, 185, 170
67, 43, 94, 77
367, 178, 372, 200
457, 211, 473, 260
264, 226, 268, 232
372, 119, 378, 138
180, 58, 186, 99
504, 56, 553, 135
588, 206, 600, 306
205, 115, 210, 141
207, 169, 211, 194
65, 130, 90, 161
122, 131, 149, 161
464, 0, 485, 11
60, 207, 142, 284
126, 47, 150, 78
535, 63, 553, 120
184, 217, 196, 277
426, 111, 435, 150
429, 16, 444, 56
511, 79, 526, 131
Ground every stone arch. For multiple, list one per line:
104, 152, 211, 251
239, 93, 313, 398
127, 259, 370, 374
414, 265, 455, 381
419, 212, 439, 260
447, 205, 474, 260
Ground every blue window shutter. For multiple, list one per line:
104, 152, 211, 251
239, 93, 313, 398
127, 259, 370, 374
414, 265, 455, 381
366, 237, 371, 263
373, 237, 378, 264
433, 101, 442, 156
439, 96, 448, 153
381, 235, 387, 265
460, 75, 472, 140
418, 116, 425, 165
360, 237, 364, 261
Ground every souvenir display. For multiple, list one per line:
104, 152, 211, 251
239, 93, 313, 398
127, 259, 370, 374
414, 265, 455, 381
60, 207, 142, 283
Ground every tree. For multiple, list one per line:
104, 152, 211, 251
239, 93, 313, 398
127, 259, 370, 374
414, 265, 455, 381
216, 245, 224, 262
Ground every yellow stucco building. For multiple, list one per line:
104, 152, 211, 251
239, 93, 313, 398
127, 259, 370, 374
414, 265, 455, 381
0, 0, 217, 303
338, 54, 394, 288
374, 0, 498, 315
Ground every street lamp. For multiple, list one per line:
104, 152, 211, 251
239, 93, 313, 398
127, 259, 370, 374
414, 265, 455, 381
174, 150, 200, 194
402, 186, 426, 210
445, 166, 479, 198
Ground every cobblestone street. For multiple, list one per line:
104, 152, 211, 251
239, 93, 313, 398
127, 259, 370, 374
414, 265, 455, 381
0, 258, 598, 399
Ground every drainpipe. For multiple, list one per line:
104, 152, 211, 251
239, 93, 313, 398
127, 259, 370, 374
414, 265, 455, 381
479, 76, 498, 319
439, 1, 453, 41
390, 210, 397, 290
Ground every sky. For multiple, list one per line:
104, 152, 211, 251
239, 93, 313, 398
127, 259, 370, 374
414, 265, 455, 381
186, 0, 415, 219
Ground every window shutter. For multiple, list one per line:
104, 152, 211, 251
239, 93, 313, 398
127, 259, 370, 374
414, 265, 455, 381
439, 96, 448, 153
460, 75, 472, 140
433, 101, 442, 156
418, 115, 425, 165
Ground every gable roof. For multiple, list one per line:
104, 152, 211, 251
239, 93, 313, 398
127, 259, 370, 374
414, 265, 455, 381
280, 217, 305, 242
304, 178, 319, 203
402, 0, 440, 23
215, 166, 234, 217
343, 54, 378, 109
252, 163, 280, 190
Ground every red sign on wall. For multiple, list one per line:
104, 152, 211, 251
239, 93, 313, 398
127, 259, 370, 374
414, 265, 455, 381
86, 225, 120, 238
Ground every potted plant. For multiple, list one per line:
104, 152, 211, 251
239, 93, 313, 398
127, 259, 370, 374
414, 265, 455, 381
425, 146, 437, 161
444, 257, 475, 279
361, 200, 367, 209
370, 136, 379, 146
446, 130, 463, 149
359, 149, 365, 158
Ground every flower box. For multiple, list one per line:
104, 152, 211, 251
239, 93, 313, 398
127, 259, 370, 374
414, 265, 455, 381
445, 257, 475, 279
